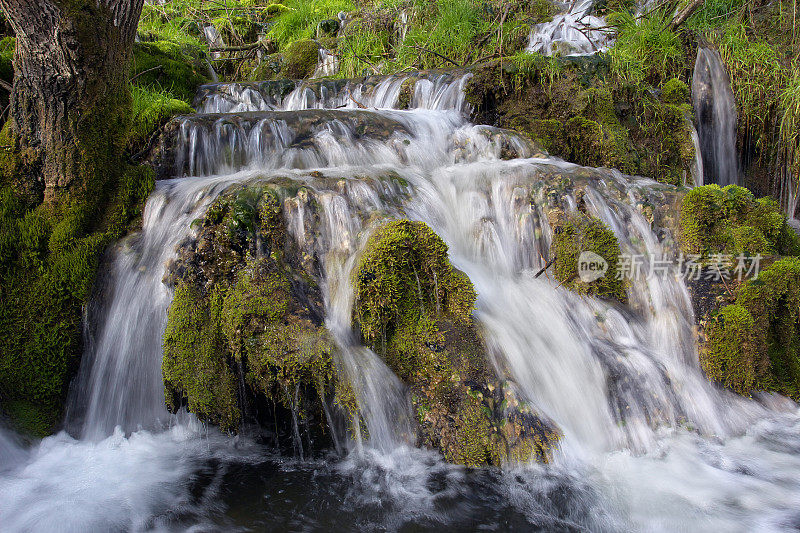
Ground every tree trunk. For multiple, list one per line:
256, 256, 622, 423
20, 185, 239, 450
0, 0, 144, 203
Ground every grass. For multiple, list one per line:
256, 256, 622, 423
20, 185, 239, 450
128, 85, 193, 150
267, 0, 357, 47
608, 10, 685, 85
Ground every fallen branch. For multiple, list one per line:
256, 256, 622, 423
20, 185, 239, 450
671, 0, 705, 29
534, 255, 558, 278
410, 45, 461, 68
130, 64, 163, 83
209, 42, 265, 52
0, 79, 11, 92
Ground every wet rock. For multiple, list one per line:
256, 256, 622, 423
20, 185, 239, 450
353, 220, 560, 466
162, 185, 349, 452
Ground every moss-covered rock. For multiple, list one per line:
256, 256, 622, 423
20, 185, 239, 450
162, 185, 346, 448
661, 78, 689, 105
0, 165, 155, 436
353, 220, 559, 466
700, 258, 800, 399
549, 209, 626, 302
700, 304, 762, 395
679, 184, 800, 257
280, 39, 320, 79
465, 58, 696, 185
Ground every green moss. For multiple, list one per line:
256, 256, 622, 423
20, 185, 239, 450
701, 304, 761, 395
468, 58, 692, 184
564, 116, 634, 173
661, 78, 689, 105
0, 165, 155, 435
280, 39, 320, 79
550, 210, 627, 301
163, 283, 240, 431
703, 258, 800, 399
129, 85, 193, 151
730, 226, 771, 256
354, 219, 558, 466
132, 40, 208, 102
679, 184, 799, 257
0, 36, 14, 84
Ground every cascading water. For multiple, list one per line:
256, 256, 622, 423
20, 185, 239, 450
527, 0, 610, 56
692, 47, 739, 186
2, 70, 800, 531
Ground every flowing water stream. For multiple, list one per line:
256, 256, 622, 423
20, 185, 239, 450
2, 72, 800, 532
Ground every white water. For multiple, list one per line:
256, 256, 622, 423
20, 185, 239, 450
2, 72, 800, 531
527, 0, 610, 56
692, 47, 739, 186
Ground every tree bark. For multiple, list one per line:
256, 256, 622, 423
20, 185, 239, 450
0, 0, 144, 202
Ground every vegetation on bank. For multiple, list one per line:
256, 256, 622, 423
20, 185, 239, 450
688, 0, 800, 200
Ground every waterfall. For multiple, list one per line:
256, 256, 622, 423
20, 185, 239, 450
3, 71, 800, 531
527, 0, 610, 56
692, 47, 739, 186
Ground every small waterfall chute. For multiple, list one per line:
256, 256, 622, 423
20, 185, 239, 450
692, 47, 739, 186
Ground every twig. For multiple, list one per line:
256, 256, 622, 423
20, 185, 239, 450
130, 64, 162, 83
670, 0, 705, 29
410, 45, 460, 68
209, 42, 265, 52
0, 79, 11, 92
534, 255, 558, 278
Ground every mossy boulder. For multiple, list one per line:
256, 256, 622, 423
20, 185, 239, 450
700, 258, 800, 399
280, 39, 320, 79
660, 78, 689, 105
162, 186, 347, 448
679, 184, 800, 257
353, 220, 559, 466
549, 209, 626, 302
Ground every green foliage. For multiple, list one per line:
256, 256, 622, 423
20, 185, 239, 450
691, 0, 800, 196
679, 184, 800, 257
550, 210, 626, 301
0, 166, 155, 435
0, 36, 13, 83
268, 0, 357, 46
609, 10, 685, 86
